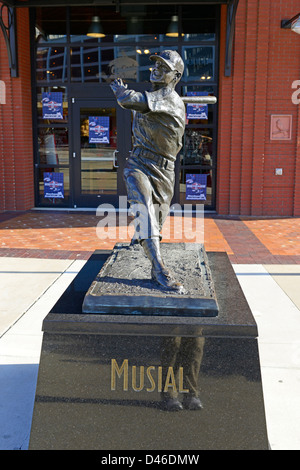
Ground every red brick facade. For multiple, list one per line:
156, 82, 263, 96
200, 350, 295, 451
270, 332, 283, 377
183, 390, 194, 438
0, 1, 299, 215
218, 1, 300, 216
0, 6, 33, 211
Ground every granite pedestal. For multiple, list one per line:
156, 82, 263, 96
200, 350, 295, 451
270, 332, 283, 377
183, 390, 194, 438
29, 245, 269, 450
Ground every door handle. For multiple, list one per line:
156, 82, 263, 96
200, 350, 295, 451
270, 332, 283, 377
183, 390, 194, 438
113, 150, 119, 168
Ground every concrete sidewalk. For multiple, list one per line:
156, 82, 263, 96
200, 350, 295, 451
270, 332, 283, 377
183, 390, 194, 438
0, 257, 87, 450
0, 256, 299, 450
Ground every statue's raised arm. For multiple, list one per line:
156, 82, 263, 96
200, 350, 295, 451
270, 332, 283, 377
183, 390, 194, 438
110, 78, 149, 113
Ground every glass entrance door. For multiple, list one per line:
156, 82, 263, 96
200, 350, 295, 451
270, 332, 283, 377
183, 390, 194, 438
72, 99, 130, 207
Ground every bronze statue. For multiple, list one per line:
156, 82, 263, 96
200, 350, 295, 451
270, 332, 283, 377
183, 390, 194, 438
110, 50, 186, 293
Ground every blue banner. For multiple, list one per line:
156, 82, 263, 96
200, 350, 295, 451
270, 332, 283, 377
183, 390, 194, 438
44, 172, 64, 199
186, 92, 208, 120
42, 92, 63, 120
186, 174, 207, 201
89, 116, 110, 144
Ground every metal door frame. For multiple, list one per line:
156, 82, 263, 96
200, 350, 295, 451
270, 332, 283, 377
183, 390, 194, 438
71, 97, 131, 208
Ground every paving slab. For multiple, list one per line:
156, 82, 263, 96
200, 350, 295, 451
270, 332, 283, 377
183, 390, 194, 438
0, 259, 87, 450
233, 265, 300, 451
257, 367, 300, 450
0, 258, 74, 336
264, 265, 300, 311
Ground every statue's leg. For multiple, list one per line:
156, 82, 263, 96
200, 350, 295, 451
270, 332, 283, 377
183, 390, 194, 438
124, 167, 160, 241
141, 237, 185, 293
150, 165, 175, 236
124, 158, 185, 293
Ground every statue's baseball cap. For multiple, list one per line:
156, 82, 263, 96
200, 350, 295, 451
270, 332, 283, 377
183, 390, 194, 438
150, 50, 184, 76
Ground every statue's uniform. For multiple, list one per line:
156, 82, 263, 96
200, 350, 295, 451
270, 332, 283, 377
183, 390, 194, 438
115, 86, 185, 241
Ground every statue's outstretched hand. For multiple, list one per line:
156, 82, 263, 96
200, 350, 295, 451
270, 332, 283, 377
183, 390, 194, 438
110, 78, 128, 95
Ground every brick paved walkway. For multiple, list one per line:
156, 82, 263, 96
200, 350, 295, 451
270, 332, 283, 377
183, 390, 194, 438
0, 210, 299, 264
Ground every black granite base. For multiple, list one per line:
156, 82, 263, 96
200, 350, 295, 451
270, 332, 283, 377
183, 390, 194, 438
29, 250, 269, 450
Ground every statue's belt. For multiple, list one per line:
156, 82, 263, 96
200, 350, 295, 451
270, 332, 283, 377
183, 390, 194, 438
131, 148, 175, 170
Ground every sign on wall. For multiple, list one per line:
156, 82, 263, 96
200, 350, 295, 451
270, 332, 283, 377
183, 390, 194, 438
89, 116, 110, 144
42, 92, 63, 120
44, 172, 64, 199
186, 174, 207, 201
270, 114, 292, 140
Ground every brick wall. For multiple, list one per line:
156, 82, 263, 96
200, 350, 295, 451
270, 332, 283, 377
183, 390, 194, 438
0, 5, 34, 211
218, 0, 300, 216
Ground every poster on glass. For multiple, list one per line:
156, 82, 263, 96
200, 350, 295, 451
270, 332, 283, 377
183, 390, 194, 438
186, 174, 207, 201
89, 116, 110, 144
186, 92, 208, 120
42, 92, 63, 120
44, 172, 64, 199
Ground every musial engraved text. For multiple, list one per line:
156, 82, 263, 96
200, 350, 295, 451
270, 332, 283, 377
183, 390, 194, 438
111, 359, 189, 393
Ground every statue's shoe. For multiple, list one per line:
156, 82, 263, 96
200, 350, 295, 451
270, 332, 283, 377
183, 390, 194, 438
151, 266, 186, 294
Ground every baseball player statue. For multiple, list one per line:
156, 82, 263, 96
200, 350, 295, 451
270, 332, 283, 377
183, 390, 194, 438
110, 50, 186, 294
